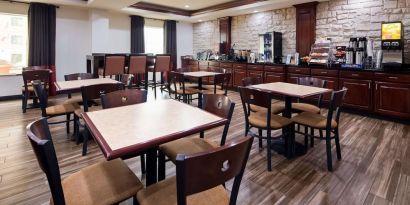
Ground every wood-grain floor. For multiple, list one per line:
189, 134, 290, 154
0, 90, 409, 205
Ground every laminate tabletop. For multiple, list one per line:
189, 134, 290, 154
250, 82, 332, 98
82, 99, 227, 160
55, 78, 120, 93
183, 71, 222, 78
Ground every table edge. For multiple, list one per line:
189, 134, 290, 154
249, 84, 332, 98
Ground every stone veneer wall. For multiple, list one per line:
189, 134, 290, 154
193, 0, 410, 63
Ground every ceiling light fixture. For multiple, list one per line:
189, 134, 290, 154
253, 10, 258, 13
185, 5, 189, 8
198, 19, 203, 22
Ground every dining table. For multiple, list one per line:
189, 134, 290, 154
249, 82, 332, 157
54, 78, 120, 94
81, 99, 227, 185
182, 71, 224, 108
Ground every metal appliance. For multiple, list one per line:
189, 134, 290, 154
258, 32, 282, 63
381, 22, 404, 69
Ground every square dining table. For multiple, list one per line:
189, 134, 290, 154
182, 71, 224, 107
249, 82, 332, 157
54, 78, 120, 94
81, 99, 227, 185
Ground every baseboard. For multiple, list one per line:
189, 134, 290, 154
0, 95, 21, 101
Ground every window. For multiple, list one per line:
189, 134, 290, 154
0, 13, 28, 75
144, 26, 164, 55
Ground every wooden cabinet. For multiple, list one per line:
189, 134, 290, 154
287, 74, 309, 84
294, 2, 318, 57
265, 72, 285, 83
247, 70, 263, 80
311, 76, 338, 101
233, 68, 247, 87
374, 82, 410, 118
339, 78, 372, 111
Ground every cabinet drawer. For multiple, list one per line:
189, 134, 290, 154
198, 61, 208, 66
311, 69, 338, 77
221, 63, 233, 68
374, 73, 410, 83
199, 65, 208, 71
208, 66, 220, 71
340, 70, 373, 79
264, 66, 284, 73
232, 64, 245, 69
247, 64, 263, 70
188, 60, 198, 65
288, 67, 310, 75
208, 61, 220, 66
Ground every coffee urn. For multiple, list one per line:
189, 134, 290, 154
355, 47, 364, 65
349, 38, 358, 49
346, 47, 355, 64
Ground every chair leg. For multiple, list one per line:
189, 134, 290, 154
258, 129, 263, 148
22, 92, 28, 113
310, 127, 315, 148
75, 116, 80, 144
153, 73, 157, 99
325, 130, 333, 171
82, 128, 89, 156
66, 114, 70, 134
334, 128, 342, 160
140, 154, 146, 174
304, 126, 308, 150
266, 130, 272, 171
133, 196, 140, 205
158, 151, 166, 181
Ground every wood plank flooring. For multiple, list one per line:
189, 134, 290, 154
0, 90, 410, 205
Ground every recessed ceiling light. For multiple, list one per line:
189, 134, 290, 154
198, 19, 203, 22
253, 10, 258, 13
185, 5, 189, 8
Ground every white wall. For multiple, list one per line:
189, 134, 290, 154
177, 22, 194, 68
56, 6, 91, 81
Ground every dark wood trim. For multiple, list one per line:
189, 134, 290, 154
294, 1, 318, 57
0, 95, 21, 101
130, 0, 267, 17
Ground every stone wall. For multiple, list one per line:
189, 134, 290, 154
192, 0, 410, 63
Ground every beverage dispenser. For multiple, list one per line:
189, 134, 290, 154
381, 22, 404, 69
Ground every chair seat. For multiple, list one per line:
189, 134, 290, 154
185, 82, 199, 88
63, 95, 83, 105
291, 112, 337, 129
202, 85, 222, 90
249, 102, 285, 114
136, 176, 229, 205
57, 159, 143, 205
292, 102, 321, 114
22, 84, 49, 92
249, 112, 292, 129
201, 89, 226, 95
74, 105, 102, 118
174, 87, 199, 95
46, 103, 80, 116
159, 138, 218, 162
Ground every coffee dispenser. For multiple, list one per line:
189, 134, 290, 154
381, 22, 404, 69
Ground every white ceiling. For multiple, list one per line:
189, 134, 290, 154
19, 0, 327, 22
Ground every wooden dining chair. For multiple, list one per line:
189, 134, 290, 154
158, 94, 235, 180
98, 54, 126, 79
21, 69, 50, 113
136, 136, 254, 205
293, 77, 328, 114
128, 54, 148, 90
241, 76, 285, 115
120, 74, 134, 88
74, 83, 124, 155
32, 80, 78, 134
291, 88, 347, 171
63, 73, 95, 105
27, 118, 143, 205
151, 54, 171, 99
167, 71, 199, 104
202, 73, 231, 95
238, 86, 294, 171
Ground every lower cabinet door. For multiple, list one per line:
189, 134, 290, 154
233, 69, 247, 87
264, 72, 285, 83
339, 78, 372, 111
374, 81, 410, 118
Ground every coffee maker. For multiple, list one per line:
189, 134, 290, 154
381, 22, 404, 69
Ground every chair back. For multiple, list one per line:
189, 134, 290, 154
297, 77, 327, 107
155, 55, 171, 72
101, 89, 147, 109
104, 54, 126, 76
214, 67, 226, 73
22, 70, 50, 92
80, 83, 124, 112
238, 86, 271, 109
128, 54, 147, 74
202, 94, 235, 145
120, 74, 134, 88
27, 118, 65, 205
32, 80, 49, 117
327, 88, 348, 127
175, 136, 253, 205
241, 76, 262, 87
167, 71, 186, 98
64, 73, 94, 81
